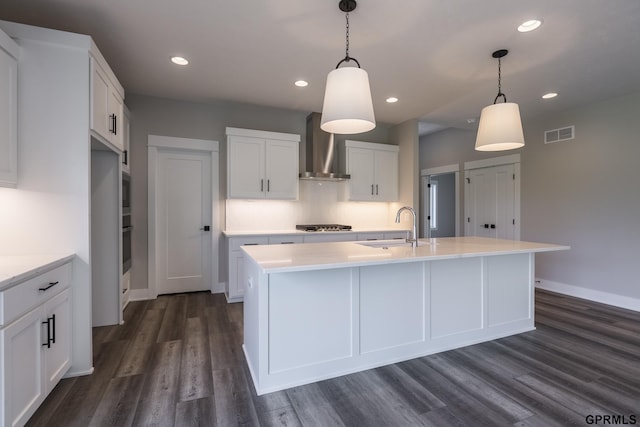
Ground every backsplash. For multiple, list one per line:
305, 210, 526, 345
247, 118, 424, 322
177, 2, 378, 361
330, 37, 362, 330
225, 180, 406, 231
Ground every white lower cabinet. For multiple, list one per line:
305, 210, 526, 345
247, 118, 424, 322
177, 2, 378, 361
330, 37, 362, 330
0, 261, 72, 427
227, 236, 269, 302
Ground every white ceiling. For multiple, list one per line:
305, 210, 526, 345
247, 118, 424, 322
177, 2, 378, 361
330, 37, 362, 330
1, 0, 640, 133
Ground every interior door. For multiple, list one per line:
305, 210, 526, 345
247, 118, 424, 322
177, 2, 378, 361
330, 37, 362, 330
467, 164, 516, 239
156, 148, 212, 294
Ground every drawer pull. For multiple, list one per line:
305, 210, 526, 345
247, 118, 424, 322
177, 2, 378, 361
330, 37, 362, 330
39, 281, 59, 292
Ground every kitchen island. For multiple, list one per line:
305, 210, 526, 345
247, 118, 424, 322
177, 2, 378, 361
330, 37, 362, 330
241, 236, 569, 395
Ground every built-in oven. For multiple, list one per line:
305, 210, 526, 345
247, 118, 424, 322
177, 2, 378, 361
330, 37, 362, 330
123, 212, 132, 273
122, 172, 131, 215
122, 172, 132, 273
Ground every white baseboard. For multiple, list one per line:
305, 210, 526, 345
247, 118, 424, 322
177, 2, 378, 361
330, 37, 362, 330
536, 279, 640, 312
128, 288, 152, 301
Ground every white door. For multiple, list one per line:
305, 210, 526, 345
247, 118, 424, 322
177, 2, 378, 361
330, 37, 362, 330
467, 164, 516, 239
156, 149, 212, 294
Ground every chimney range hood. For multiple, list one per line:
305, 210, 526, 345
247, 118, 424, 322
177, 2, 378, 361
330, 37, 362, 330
300, 113, 350, 181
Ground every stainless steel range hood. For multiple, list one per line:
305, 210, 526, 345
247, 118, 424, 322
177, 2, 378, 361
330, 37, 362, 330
299, 112, 350, 180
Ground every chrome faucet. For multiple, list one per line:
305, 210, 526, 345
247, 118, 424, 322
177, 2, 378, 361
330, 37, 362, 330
395, 206, 418, 248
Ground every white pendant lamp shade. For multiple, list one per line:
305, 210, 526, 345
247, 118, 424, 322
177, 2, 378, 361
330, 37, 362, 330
321, 66, 376, 134
475, 102, 525, 151
475, 49, 525, 151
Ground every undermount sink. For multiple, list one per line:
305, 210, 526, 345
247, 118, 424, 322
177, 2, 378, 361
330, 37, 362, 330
357, 240, 414, 249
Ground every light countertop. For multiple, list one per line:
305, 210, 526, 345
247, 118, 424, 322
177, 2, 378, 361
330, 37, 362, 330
0, 254, 75, 291
241, 236, 570, 273
223, 228, 408, 237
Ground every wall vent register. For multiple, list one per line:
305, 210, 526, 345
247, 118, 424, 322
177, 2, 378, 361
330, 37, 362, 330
545, 125, 575, 144
296, 224, 352, 232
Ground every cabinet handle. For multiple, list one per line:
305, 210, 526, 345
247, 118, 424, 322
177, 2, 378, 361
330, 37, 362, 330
123, 150, 128, 165
109, 114, 118, 135
51, 314, 56, 344
376, 184, 379, 195
371, 184, 374, 195
39, 281, 59, 292
267, 179, 270, 192
260, 179, 264, 192
42, 316, 54, 348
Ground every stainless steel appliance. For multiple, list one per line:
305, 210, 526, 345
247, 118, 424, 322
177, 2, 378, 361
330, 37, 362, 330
122, 172, 131, 215
295, 224, 352, 232
122, 172, 132, 273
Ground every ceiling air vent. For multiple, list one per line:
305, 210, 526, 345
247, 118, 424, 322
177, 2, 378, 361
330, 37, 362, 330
544, 125, 575, 144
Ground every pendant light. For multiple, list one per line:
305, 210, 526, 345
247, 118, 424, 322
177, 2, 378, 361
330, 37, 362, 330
475, 49, 525, 151
320, 0, 376, 135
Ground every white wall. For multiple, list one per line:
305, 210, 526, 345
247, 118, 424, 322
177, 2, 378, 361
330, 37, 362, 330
419, 92, 640, 309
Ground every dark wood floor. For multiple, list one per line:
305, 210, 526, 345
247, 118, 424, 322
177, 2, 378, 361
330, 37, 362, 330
26, 290, 640, 427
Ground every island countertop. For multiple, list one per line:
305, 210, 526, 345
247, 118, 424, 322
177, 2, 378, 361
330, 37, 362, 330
241, 236, 569, 273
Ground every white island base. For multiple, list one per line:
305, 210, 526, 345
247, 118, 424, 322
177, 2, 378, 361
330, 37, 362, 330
241, 237, 568, 395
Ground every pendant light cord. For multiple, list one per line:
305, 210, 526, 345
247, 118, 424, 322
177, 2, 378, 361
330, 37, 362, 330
494, 56, 507, 104
336, 9, 361, 68
345, 12, 350, 59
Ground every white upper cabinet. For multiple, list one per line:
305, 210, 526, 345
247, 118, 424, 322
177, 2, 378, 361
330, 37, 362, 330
90, 57, 124, 151
345, 140, 399, 201
226, 127, 299, 200
0, 29, 18, 187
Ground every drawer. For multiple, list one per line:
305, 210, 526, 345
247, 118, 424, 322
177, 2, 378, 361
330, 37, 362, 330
0, 262, 71, 326
384, 231, 409, 240
357, 232, 385, 241
268, 235, 304, 245
229, 236, 269, 252
303, 233, 355, 243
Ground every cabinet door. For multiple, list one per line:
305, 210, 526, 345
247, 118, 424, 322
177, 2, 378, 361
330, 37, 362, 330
0, 46, 17, 187
374, 149, 398, 201
265, 139, 298, 200
90, 60, 110, 140
108, 88, 124, 151
228, 136, 265, 199
346, 147, 375, 201
228, 251, 246, 300
43, 289, 72, 393
0, 307, 44, 427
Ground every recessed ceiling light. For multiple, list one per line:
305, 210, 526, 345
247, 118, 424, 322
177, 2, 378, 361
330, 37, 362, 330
170, 56, 189, 65
542, 92, 558, 99
386, 97, 398, 103
518, 19, 543, 33
294, 80, 309, 87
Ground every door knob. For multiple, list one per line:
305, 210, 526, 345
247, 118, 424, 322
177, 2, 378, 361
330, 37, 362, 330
200, 225, 210, 231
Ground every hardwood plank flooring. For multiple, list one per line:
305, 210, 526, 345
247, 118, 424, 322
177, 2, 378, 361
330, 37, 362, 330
26, 290, 640, 426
